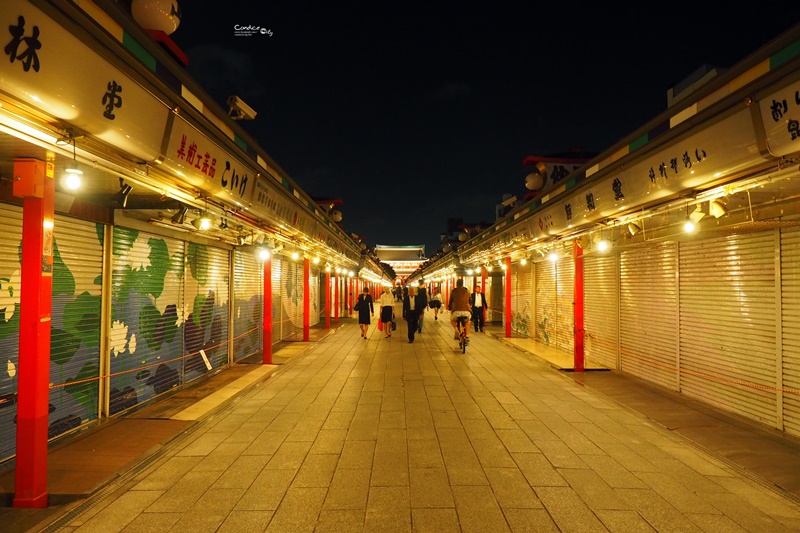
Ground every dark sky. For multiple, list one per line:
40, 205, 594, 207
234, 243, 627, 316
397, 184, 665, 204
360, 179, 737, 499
171, 4, 800, 255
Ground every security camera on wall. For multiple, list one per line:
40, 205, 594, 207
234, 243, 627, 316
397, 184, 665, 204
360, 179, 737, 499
227, 95, 257, 120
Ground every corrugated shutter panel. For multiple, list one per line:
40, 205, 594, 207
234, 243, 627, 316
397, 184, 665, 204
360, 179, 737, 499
619, 242, 679, 390
535, 260, 556, 346
584, 253, 619, 369
278, 257, 303, 341
488, 272, 503, 324
48, 215, 103, 441
782, 227, 800, 438
233, 249, 263, 361
0, 204, 23, 460
310, 266, 320, 326
555, 257, 575, 353
110, 228, 184, 414
184, 244, 230, 382
680, 231, 777, 427
512, 263, 533, 337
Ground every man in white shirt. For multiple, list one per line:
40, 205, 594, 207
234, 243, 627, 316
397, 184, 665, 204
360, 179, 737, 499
469, 285, 487, 333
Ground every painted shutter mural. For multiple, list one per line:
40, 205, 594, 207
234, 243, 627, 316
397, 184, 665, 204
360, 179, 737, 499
0, 204, 21, 460
512, 263, 533, 337
680, 231, 777, 427
271, 256, 283, 343
535, 260, 556, 346
280, 257, 303, 340
183, 244, 230, 380
310, 266, 320, 326
48, 215, 103, 439
555, 257, 575, 353
233, 249, 263, 361
109, 228, 185, 414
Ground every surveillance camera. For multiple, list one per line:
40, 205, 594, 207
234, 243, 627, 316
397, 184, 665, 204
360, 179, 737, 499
226, 95, 257, 120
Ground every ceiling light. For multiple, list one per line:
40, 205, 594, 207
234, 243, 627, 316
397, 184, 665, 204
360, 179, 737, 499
113, 178, 133, 208
596, 240, 610, 252
628, 222, 642, 236
683, 218, 696, 233
258, 248, 271, 261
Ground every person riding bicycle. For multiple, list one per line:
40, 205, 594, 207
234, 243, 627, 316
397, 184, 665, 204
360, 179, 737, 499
448, 278, 472, 341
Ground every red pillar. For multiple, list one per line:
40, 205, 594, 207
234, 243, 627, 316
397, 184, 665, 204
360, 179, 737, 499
14, 159, 53, 508
505, 257, 512, 338
325, 270, 331, 329
303, 258, 310, 341
334, 271, 339, 323
263, 254, 273, 364
574, 240, 585, 372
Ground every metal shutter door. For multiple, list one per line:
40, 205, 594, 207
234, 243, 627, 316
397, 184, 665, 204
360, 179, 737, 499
782, 227, 800, 437
110, 228, 185, 414
0, 204, 23, 460
488, 272, 503, 324
619, 242, 679, 390
233, 249, 263, 361
680, 231, 777, 427
535, 260, 556, 346
584, 253, 619, 369
48, 215, 104, 441
556, 257, 575, 354
272, 257, 284, 342
278, 256, 304, 341
184, 244, 230, 382
310, 266, 320, 326
512, 263, 533, 337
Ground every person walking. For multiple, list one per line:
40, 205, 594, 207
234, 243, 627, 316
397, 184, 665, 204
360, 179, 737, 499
448, 278, 472, 340
356, 287, 374, 339
403, 286, 424, 343
429, 288, 443, 320
416, 280, 428, 333
378, 286, 395, 338
470, 284, 488, 332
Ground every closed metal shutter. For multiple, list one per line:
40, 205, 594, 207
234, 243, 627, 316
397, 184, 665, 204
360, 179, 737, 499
680, 231, 777, 427
233, 249, 263, 361
487, 272, 503, 324
110, 228, 185, 414
271, 257, 282, 344
584, 253, 619, 369
556, 257, 575, 353
619, 242, 679, 390
535, 260, 556, 346
48, 215, 104, 440
278, 256, 303, 340
782, 227, 800, 438
512, 263, 533, 337
183, 244, 230, 382
0, 205, 23, 460
310, 266, 320, 326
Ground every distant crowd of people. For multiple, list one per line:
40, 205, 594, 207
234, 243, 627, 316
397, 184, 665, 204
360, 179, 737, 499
355, 280, 488, 344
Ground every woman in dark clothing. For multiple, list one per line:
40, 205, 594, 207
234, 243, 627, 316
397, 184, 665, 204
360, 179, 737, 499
357, 287, 374, 339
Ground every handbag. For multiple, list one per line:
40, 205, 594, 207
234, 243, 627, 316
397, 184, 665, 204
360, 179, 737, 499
391, 318, 397, 331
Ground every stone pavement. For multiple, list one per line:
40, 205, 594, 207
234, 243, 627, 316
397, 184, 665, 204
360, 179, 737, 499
8, 309, 800, 532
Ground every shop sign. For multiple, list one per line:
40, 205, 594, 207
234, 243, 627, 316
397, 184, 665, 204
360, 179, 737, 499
760, 79, 800, 157
0, 0, 168, 161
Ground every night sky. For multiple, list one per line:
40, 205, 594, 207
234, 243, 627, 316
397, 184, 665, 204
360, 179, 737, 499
171, 4, 800, 256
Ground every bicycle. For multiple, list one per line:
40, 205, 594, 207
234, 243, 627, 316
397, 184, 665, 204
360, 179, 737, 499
456, 315, 469, 354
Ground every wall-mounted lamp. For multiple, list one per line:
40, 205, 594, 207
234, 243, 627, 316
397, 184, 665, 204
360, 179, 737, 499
113, 177, 133, 208
291, 251, 300, 261
628, 222, 642, 236
62, 135, 83, 190
191, 212, 213, 231
236, 234, 247, 246
171, 205, 188, 224
709, 199, 728, 218
257, 247, 271, 261
520, 258, 527, 265
689, 204, 706, 224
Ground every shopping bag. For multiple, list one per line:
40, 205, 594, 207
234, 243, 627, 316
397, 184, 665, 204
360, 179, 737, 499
392, 319, 397, 331
378, 320, 383, 331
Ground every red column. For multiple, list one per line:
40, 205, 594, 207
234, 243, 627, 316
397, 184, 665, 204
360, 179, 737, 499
263, 254, 273, 364
505, 257, 512, 338
14, 159, 53, 508
303, 258, 310, 341
481, 269, 488, 326
334, 271, 339, 323
325, 271, 331, 329
574, 240, 585, 372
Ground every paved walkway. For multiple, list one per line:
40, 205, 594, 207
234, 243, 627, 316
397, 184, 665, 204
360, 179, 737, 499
4, 308, 800, 532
